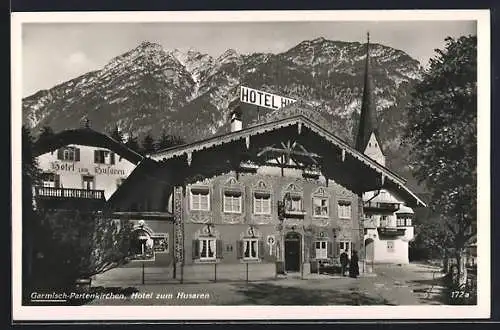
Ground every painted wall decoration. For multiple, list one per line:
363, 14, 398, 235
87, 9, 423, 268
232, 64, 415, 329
153, 235, 168, 253
174, 186, 184, 263
267, 235, 276, 256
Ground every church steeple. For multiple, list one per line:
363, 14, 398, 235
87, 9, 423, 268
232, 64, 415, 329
355, 32, 385, 166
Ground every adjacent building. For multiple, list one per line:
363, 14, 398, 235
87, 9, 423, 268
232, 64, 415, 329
32, 124, 144, 210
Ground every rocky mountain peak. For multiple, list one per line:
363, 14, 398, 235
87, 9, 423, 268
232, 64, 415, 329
23, 38, 424, 184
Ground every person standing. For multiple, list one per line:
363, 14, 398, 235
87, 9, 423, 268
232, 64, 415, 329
340, 250, 349, 276
349, 250, 360, 278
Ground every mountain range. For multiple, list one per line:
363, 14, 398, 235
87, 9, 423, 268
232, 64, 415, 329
22, 37, 425, 192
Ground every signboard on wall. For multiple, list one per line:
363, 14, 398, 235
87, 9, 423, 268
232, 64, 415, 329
49, 161, 126, 176
240, 86, 296, 110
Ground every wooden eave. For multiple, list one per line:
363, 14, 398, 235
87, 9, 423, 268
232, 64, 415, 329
123, 115, 425, 208
34, 127, 144, 164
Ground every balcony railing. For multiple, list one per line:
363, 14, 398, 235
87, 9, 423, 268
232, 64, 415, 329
284, 208, 306, 218
35, 186, 105, 200
377, 226, 406, 236
364, 201, 400, 211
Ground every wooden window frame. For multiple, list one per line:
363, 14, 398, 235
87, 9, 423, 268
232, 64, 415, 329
338, 202, 352, 219
199, 237, 217, 261
223, 191, 242, 214
312, 196, 329, 218
253, 192, 271, 215
189, 188, 210, 211
81, 175, 95, 190
242, 238, 260, 261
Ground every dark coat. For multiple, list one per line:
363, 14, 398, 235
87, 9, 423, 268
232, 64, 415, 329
340, 252, 348, 266
349, 252, 360, 278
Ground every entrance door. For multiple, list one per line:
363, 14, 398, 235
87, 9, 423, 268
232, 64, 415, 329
365, 238, 374, 262
285, 232, 301, 272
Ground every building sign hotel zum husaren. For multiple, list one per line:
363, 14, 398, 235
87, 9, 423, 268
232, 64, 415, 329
240, 86, 296, 110
49, 161, 126, 176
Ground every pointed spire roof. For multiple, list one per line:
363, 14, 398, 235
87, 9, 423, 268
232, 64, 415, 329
355, 32, 380, 152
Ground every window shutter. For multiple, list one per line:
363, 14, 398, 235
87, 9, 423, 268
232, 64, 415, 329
110, 152, 115, 165
258, 240, 265, 259
192, 239, 200, 259
236, 240, 243, 259
310, 243, 316, 259
75, 148, 80, 161
216, 239, 223, 259
54, 174, 60, 188
57, 148, 63, 160
327, 241, 334, 258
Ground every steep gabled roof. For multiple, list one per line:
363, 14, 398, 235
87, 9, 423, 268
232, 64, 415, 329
150, 110, 425, 208
33, 127, 144, 164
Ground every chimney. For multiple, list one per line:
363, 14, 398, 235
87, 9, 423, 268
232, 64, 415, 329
230, 106, 243, 132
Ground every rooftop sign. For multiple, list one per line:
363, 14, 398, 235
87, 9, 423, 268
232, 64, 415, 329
240, 86, 296, 110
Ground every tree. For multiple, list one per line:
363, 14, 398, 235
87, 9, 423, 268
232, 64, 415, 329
109, 125, 124, 143
125, 132, 141, 153
141, 133, 156, 154
156, 130, 185, 151
404, 35, 476, 285
22, 125, 41, 299
33, 209, 134, 290
37, 126, 55, 144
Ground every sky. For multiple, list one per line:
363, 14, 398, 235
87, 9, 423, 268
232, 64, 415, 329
21, 20, 476, 97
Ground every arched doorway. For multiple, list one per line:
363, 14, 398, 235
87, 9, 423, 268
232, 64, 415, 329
131, 229, 151, 256
365, 238, 375, 262
285, 232, 301, 272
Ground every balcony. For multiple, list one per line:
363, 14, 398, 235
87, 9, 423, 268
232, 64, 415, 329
284, 209, 306, 218
364, 201, 400, 212
35, 186, 105, 200
377, 226, 406, 237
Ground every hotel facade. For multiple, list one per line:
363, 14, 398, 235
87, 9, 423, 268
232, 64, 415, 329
31, 39, 426, 281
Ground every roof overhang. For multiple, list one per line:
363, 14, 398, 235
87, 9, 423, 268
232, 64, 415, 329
34, 128, 144, 164
150, 115, 426, 208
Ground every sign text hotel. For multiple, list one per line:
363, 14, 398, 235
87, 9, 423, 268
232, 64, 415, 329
240, 86, 296, 110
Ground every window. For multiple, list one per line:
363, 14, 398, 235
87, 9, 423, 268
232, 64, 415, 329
223, 191, 242, 213
285, 195, 303, 212
339, 241, 352, 253
82, 175, 95, 190
338, 202, 352, 219
396, 218, 405, 227
190, 188, 210, 211
254, 193, 271, 214
94, 150, 115, 165
380, 215, 388, 227
387, 241, 395, 252
313, 197, 329, 217
243, 239, 259, 260
406, 218, 412, 226
57, 147, 79, 161
41, 173, 60, 188
200, 238, 217, 260
315, 241, 328, 259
